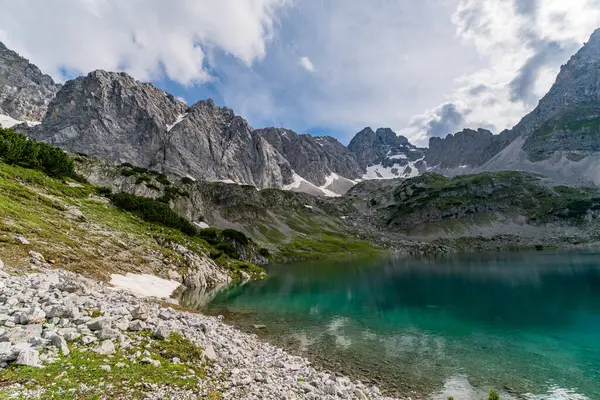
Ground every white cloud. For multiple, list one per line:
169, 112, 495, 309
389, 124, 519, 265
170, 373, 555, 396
400, 0, 600, 145
0, 0, 288, 85
299, 56, 316, 72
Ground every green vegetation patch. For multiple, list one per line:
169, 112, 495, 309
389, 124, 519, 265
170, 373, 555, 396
0, 128, 77, 179
0, 333, 218, 400
111, 192, 198, 236
387, 172, 600, 230
276, 235, 381, 262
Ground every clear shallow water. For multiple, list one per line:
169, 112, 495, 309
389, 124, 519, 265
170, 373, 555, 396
181, 252, 600, 399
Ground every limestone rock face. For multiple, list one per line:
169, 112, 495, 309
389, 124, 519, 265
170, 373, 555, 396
426, 129, 518, 170
256, 127, 363, 185
25, 71, 294, 188
347, 127, 427, 179
0, 42, 60, 122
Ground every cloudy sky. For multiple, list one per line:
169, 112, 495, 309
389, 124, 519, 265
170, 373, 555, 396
1, 0, 600, 146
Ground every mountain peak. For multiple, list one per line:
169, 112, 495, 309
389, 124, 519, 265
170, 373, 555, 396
0, 42, 60, 121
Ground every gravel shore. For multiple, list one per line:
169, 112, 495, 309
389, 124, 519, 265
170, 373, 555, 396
0, 267, 399, 399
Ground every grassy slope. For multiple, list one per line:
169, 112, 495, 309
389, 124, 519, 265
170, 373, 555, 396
76, 156, 384, 263
0, 161, 262, 281
0, 331, 222, 399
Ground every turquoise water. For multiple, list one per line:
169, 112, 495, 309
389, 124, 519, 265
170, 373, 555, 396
182, 252, 600, 399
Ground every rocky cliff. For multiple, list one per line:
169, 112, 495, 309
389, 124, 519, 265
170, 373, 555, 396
348, 127, 427, 179
0, 42, 60, 123
25, 70, 294, 188
427, 128, 518, 170
256, 127, 361, 194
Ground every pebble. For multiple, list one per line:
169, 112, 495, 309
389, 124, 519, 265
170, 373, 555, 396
0, 269, 395, 400
14, 236, 30, 245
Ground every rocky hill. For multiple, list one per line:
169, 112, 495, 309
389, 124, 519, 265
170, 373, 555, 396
348, 127, 427, 179
256, 127, 361, 195
24, 71, 295, 189
431, 28, 600, 186
0, 42, 60, 124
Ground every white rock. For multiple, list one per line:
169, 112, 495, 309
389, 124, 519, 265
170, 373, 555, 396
141, 357, 160, 367
128, 320, 146, 332
50, 335, 70, 356
204, 344, 217, 361
81, 336, 97, 345
1, 324, 43, 344
15, 347, 39, 367
87, 318, 110, 331
131, 306, 149, 321
94, 340, 115, 355
28, 251, 45, 263
14, 236, 29, 245
0, 342, 17, 362
100, 364, 111, 372
152, 326, 171, 340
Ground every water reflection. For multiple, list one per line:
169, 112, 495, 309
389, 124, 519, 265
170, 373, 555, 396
181, 252, 600, 398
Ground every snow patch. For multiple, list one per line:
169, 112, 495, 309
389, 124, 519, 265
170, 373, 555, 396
362, 157, 424, 180
319, 172, 343, 197
185, 174, 197, 182
388, 154, 408, 160
109, 273, 181, 298
0, 114, 22, 128
0, 114, 41, 129
363, 164, 400, 180
283, 172, 307, 191
195, 221, 210, 229
304, 205, 313, 209
166, 114, 186, 132
283, 172, 342, 197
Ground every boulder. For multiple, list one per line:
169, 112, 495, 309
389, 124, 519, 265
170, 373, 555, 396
15, 347, 39, 367
94, 340, 115, 355
152, 326, 171, 340
128, 320, 146, 332
203, 345, 217, 361
0, 324, 43, 345
87, 317, 110, 331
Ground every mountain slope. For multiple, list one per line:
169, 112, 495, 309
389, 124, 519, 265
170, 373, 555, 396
348, 127, 427, 179
481, 28, 600, 185
25, 70, 294, 189
256, 127, 361, 194
0, 42, 60, 123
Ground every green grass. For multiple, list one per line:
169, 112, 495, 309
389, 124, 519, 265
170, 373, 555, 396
0, 161, 264, 281
276, 235, 382, 262
387, 171, 600, 230
0, 332, 221, 399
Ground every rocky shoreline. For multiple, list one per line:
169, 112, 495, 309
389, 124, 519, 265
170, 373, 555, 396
0, 266, 399, 399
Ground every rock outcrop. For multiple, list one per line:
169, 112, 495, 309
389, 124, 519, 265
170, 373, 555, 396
0, 42, 60, 122
426, 128, 518, 170
348, 127, 427, 179
25, 70, 294, 188
256, 127, 361, 194
480, 28, 600, 185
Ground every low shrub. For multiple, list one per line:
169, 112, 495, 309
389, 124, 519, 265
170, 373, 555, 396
96, 186, 113, 197
111, 192, 197, 236
0, 128, 76, 178
222, 229, 250, 246
135, 176, 151, 184
156, 174, 171, 186
258, 247, 270, 258
121, 169, 136, 177
181, 177, 195, 185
